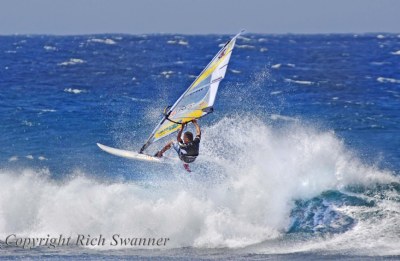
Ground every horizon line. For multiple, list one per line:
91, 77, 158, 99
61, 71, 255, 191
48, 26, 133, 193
1, 31, 400, 37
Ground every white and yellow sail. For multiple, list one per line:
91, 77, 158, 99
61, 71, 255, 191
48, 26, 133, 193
140, 31, 243, 153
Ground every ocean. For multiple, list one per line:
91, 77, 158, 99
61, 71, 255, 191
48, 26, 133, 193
0, 33, 399, 260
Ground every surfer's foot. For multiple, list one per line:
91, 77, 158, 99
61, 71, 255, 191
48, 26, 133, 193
154, 151, 163, 158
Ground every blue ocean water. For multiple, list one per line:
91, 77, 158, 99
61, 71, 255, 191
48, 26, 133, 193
0, 33, 399, 259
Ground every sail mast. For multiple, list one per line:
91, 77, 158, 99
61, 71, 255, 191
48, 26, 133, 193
140, 31, 243, 153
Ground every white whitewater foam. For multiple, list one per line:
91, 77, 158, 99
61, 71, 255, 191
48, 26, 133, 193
270, 114, 298, 122
44, 46, 57, 51
123, 96, 151, 103
270, 91, 282, 95
178, 40, 188, 46
0, 117, 397, 251
40, 109, 56, 113
64, 88, 86, 94
236, 44, 256, 49
161, 71, 174, 78
238, 36, 252, 42
377, 77, 400, 84
88, 38, 117, 45
58, 58, 85, 66
285, 78, 314, 85
272, 64, 296, 69
391, 50, 400, 55
8, 156, 18, 162
22, 120, 33, 127
371, 61, 391, 66
167, 40, 188, 46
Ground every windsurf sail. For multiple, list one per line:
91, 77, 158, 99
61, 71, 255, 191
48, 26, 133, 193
140, 30, 243, 153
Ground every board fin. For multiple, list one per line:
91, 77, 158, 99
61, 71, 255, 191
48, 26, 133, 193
183, 163, 192, 173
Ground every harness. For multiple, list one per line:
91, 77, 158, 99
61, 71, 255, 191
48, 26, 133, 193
179, 154, 197, 163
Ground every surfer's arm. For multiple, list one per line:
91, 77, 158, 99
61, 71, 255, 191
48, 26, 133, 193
192, 119, 201, 138
177, 123, 186, 142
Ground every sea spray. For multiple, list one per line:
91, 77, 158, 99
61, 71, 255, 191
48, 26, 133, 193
0, 116, 397, 251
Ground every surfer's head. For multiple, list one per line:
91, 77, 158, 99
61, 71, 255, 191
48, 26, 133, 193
183, 131, 193, 143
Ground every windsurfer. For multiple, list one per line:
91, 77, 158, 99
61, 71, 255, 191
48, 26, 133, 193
155, 119, 201, 164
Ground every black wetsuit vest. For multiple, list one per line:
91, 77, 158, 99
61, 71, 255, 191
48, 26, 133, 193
178, 135, 200, 163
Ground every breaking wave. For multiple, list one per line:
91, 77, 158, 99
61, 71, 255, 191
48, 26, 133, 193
0, 116, 398, 254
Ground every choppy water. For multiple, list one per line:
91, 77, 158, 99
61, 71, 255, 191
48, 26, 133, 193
0, 33, 399, 259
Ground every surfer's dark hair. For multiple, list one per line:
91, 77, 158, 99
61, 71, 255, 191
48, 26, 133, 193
184, 131, 193, 141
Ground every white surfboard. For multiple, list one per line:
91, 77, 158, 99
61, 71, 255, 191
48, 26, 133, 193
97, 143, 171, 163
97, 143, 191, 171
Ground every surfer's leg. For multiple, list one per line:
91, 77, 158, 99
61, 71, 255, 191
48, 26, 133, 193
155, 140, 174, 157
